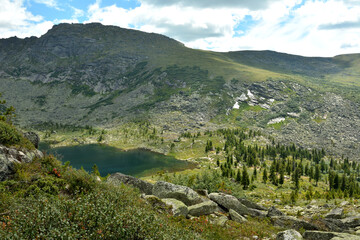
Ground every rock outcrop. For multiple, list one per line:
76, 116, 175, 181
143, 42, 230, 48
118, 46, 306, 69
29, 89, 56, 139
209, 192, 249, 216
107, 172, 154, 195
152, 181, 203, 206
188, 201, 218, 216
162, 198, 188, 217
268, 206, 285, 217
276, 229, 303, 240
271, 216, 318, 231
229, 209, 247, 223
23, 132, 40, 149
105, 173, 360, 238
303, 230, 360, 240
325, 208, 344, 220
0, 144, 43, 181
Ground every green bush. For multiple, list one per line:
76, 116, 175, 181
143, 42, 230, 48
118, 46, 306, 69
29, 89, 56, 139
63, 168, 98, 195
0, 121, 34, 149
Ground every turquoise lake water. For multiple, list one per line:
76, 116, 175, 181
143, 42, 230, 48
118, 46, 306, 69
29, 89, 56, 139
40, 143, 194, 177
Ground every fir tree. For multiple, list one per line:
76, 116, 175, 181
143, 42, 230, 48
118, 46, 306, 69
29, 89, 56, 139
314, 164, 321, 186
236, 169, 241, 183
242, 165, 250, 190
263, 168, 268, 183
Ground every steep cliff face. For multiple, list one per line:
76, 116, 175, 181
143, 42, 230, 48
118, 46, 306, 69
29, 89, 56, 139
0, 23, 359, 159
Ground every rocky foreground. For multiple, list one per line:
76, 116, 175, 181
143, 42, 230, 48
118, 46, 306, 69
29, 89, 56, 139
108, 172, 360, 240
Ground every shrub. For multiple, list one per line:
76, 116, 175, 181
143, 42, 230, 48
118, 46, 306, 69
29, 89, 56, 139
0, 121, 34, 149
63, 168, 98, 195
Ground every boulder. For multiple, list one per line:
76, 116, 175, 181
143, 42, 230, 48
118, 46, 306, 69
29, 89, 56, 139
271, 216, 318, 231
268, 206, 285, 217
303, 231, 360, 240
248, 208, 267, 218
318, 218, 347, 232
162, 198, 188, 217
238, 198, 267, 211
0, 145, 43, 181
212, 215, 228, 226
143, 195, 170, 214
23, 132, 40, 149
107, 172, 153, 195
209, 192, 249, 216
276, 229, 303, 240
341, 216, 360, 229
229, 209, 247, 223
194, 189, 209, 197
188, 200, 218, 216
325, 208, 344, 219
152, 181, 203, 206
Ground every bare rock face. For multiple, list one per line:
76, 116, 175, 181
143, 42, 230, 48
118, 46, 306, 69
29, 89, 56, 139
0, 144, 43, 181
152, 181, 203, 206
107, 172, 154, 195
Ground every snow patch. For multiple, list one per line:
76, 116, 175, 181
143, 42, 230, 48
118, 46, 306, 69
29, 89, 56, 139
233, 102, 240, 109
287, 112, 300, 117
267, 117, 285, 125
260, 104, 270, 109
238, 93, 248, 101
247, 90, 255, 99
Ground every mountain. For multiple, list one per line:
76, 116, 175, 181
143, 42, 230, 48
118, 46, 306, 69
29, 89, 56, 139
0, 23, 359, 159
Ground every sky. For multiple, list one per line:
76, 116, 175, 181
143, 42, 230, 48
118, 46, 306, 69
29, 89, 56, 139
1, 0, 360, 57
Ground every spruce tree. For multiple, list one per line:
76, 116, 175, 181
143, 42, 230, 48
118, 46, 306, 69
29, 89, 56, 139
279, 167, 285, 185
263, 168, 268, 183
269, 161, 277, 185
314, 164, 321, 186
236, 169, 241, 183
242, 165, 250, 190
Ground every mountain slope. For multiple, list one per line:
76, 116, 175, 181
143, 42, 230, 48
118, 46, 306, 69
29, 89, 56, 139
0, 23, 359, 159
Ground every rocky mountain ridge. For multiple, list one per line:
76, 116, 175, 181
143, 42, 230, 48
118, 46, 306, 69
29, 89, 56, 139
0, 23, 359, 159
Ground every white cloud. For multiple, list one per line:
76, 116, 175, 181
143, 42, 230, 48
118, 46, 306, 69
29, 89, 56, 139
140, 0, 283, 11
0, 0, 53, 38
33, 0, 59, 9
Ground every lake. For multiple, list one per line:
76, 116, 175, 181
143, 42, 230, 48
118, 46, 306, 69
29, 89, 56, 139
39, 143, 195, 177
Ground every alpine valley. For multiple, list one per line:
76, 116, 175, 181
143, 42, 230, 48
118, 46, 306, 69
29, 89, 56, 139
1, 23, 360, 240
0, 23, 359, 159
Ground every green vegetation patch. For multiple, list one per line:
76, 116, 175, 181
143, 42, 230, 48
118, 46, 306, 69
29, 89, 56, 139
0, 121, 34, 149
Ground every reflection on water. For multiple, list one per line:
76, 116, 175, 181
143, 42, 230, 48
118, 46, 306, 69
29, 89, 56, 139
39, 143, 194, 177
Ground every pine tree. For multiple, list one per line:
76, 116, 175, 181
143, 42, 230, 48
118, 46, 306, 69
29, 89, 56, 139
236, 169, 241, 183
279, 167, 285, 185
314, 164, 321, 186
334, 173, 340, 190
242, 165, 250, 190
269, 161, 277, 185
293, 167, 301, 190
341, 174, 347, 192
263, 168, 268, 183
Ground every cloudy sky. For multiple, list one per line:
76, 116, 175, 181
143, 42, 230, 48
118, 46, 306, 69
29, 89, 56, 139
1, 0, 360, 57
